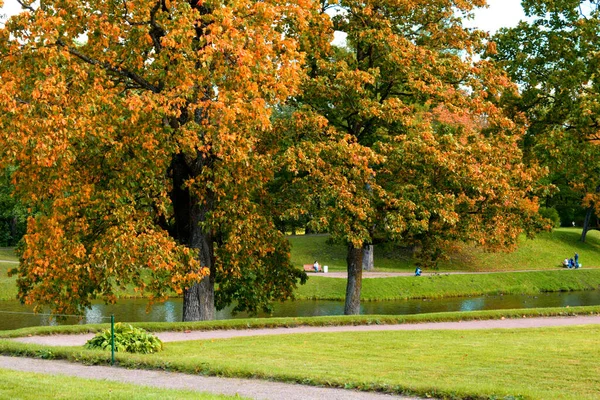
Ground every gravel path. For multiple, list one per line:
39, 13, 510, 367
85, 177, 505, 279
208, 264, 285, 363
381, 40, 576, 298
5, 315, 600, 400
11, 315, 600, 347
0, 355, 414, 400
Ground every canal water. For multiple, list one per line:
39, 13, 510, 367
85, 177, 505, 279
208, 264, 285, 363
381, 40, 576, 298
1, 290, 600, 331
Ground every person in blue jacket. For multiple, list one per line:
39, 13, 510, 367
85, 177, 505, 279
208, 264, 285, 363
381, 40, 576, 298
415, 267, 422, 276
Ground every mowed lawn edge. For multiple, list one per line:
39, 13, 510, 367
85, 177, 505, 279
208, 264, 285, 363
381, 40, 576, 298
1, 323, 599, 399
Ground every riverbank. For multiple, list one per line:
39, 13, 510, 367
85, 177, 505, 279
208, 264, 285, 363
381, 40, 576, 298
2, 228, 599, 304
2, 305, 599, 338
297, 268, 600, 301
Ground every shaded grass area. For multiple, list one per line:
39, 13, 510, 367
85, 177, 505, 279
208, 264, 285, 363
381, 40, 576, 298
0, 368, 239, 399
2, 315, 600, 399
0, 262, 17, 301
297, 269, 600, 300
0, 248, 16, 260
288, 228, 600, 272
1, 305, 599, 338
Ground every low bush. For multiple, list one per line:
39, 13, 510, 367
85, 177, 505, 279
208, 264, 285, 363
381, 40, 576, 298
539, 207, 561, 228
85, 323, 163, 354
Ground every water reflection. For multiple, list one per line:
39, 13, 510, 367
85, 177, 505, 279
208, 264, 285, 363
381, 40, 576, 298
1, 290, 599, 331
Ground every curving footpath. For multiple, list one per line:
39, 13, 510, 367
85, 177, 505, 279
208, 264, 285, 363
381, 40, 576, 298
0, 355, 413, 400
4, 315, 600, 399
11, 314, 600, 347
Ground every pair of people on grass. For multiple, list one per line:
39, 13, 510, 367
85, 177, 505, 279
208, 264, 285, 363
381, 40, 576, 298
563, 253, 580, 269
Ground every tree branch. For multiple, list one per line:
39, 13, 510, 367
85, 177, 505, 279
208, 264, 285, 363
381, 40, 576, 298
56, 39, 161, 93
15, 0, 36, 12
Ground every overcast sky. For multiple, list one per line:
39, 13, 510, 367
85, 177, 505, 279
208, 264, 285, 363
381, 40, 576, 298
1, 0, 527, 33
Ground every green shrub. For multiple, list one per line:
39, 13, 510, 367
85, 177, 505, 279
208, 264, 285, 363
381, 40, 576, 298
539, 207, 561, 228
85, 323, 163, 354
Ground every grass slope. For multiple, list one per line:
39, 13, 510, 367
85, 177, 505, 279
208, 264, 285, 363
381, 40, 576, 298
0, 368, 239, 399
297, 269, 600, 300
289, 228, 600, 272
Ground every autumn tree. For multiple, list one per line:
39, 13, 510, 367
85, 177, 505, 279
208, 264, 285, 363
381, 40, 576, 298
278, 0, 547, 314
0, 0, 318, 320
492, 0, 600, 241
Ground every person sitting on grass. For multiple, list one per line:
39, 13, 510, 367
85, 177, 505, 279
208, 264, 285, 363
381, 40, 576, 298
568, 258, 575, 269
563, 258, 569, 268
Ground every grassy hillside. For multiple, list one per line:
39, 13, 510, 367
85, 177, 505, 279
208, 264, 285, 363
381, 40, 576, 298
296, 269, 600, 300
289, 228, 600, 272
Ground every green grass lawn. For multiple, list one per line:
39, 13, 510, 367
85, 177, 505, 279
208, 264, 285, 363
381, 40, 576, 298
4, 323, 599, 399
0, 261, 17, 301
0, 368, 240, 399
289, 228, 600, 272
143, 326, 600, 399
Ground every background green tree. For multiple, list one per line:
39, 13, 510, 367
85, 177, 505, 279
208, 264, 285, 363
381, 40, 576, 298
492, 0, 600, 241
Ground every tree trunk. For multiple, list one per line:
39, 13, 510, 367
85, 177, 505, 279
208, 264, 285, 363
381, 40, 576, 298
305, 224, 313, 235
581, 206, 593, 243
9, 216, 17, 243
183, 274, 214, 321
362, 244, 374, 271
183, 203, 215, 321
581, 185, 600, 243
171, 154, 216, 321
344, 243, 363, 315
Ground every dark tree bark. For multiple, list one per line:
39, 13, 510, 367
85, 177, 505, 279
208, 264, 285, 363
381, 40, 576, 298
171, 154, 216, 321
581, 206, 593, 243
344, 243, 364, 315
580, 185, 600, 243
